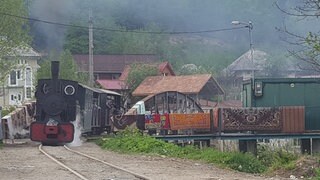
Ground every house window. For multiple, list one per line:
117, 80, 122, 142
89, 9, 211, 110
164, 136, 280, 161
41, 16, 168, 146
9, 70, 17, 85
26, 87, 32, 99
17, 70, 21, 79
25, 67, 32, 86
18, 60, 26, 64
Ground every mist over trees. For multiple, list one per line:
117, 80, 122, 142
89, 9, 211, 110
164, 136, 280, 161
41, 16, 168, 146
26, 0, 320, 75
37, 50, 88, 84
276, 0, 320, 73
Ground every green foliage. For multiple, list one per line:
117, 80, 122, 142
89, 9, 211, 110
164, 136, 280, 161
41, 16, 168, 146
98, 129, 267, 174
126, 63, 158, 93
227, 152, 266, 173
161, 39, 239, 75
64, 27, 89, 54
257, 144, 298, 171
0, 0, 30, 57
1, 106, 15, 117
97, 128, 181, 155
306, 32, 320, 57
0, 0, 30, 84
179, 64, 209, 75
106, 24, 167, 55
36, 50, 89, 84
64, 24, 114, 54
315, 168, 320, 179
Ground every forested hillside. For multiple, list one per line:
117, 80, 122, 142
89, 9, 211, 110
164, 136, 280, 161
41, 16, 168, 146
27, 0, 320, 74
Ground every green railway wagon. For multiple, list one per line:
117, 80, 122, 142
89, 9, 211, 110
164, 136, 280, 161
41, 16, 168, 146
242, 78, 320, 131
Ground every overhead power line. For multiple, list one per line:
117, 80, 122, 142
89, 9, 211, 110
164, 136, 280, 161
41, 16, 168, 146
0, 11, 247, 34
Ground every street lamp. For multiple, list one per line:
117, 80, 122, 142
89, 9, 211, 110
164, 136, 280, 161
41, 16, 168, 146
231, 20, 254, 88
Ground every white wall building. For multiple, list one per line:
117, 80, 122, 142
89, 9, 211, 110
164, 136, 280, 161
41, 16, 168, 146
0, 46, 40, 107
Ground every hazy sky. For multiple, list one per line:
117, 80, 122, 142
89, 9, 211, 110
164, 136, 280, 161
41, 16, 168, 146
28, 0, 320, 54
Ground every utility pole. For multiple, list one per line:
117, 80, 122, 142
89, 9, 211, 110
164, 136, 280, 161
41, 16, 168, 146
88, 9, 94, 87
231, 20, 254, 89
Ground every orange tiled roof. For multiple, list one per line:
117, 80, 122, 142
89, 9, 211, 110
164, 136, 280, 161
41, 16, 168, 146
132, 74, 224, 96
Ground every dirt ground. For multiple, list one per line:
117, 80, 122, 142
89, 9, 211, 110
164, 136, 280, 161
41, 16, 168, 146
0, 139, 302, 180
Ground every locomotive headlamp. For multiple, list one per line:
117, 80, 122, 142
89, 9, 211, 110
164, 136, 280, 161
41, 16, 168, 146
64, 85, 75, 95
46, 118, 58, 126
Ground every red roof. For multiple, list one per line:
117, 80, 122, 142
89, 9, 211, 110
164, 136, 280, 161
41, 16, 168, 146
73, 54, 158, 73
118, 61, 175, 81
96, 79, 128, 90
158, 61, 175, 76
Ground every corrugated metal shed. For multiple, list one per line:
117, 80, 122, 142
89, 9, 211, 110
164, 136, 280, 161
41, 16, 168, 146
243, 77, 320, 130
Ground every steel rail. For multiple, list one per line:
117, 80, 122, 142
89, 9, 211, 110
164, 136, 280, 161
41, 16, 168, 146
64, 145, 151, 180
38, 144, 89, 180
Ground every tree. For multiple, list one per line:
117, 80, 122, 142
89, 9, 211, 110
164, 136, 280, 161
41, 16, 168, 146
123, 63, 158, 106
276, 0, 320, 73
179, 64, 209, 75
126, 63, 158, 94
37, 50, 88, 84
0, 0, 30, 83
106, 25, 167, 54
63, 24, 113, 54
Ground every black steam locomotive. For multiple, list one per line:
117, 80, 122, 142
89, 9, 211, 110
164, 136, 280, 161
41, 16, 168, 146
30, 61, 122, 144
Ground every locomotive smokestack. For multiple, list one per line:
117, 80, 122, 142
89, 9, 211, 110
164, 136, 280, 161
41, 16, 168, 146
51, 61, 60, 80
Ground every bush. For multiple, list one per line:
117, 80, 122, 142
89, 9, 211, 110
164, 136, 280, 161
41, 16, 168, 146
1, 106, 15, 117
98, 128, 181, 156
257, 144, 298, 171
227, 152, 267, 173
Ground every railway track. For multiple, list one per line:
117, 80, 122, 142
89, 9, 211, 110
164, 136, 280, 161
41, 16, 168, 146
39, 144, 151, 180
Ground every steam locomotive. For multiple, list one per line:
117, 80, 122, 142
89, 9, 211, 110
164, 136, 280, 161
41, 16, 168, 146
30, 61, 122, 144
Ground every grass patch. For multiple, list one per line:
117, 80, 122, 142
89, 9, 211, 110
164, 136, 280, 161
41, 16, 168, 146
97, 129, 310, 175
257, 144, 298, 172
0, 140, 3, 149
97, 129, 266, 173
